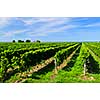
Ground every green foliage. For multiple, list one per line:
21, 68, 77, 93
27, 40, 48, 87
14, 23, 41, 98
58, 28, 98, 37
36, 40, 41, 43
18, 40, 24, 43
12, 40, 16, 43
26, 40, 31, 42
54, 44, 79, 65
1, 42, 100, 83
0, 56, 11, 81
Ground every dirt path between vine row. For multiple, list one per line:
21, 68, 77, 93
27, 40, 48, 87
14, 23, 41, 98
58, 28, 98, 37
51, 46, 80, 79
15, 46, 80, 83
15, 57, 54, 83
56, 46, 80, 70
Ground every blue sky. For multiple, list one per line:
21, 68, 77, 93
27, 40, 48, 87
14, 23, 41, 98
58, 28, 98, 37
0, 17, 100, 42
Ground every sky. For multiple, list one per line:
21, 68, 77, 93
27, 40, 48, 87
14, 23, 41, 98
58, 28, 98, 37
0, 17, 100, 42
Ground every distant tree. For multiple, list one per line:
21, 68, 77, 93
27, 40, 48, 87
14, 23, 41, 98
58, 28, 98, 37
26, 40, 31, 42
12, 40, 16, 43
36, 40, 41, 43
18, 40, 22, 42
18, 40, 24, 43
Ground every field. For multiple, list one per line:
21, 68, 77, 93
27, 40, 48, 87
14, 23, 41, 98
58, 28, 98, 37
1, 42, 100, 83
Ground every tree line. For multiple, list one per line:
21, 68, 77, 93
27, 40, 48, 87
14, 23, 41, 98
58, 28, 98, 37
12, 40, 41, 43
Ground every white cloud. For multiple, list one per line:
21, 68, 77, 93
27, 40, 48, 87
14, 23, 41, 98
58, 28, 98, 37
16, 17, 71, 25
1, 29, 28, 37
0, 17, 79, 38
46, 25, 78, 33
0, 17, 11, 28
16, 17, 36, 25
1, 28, 47, 37
84, 23, 100, 27
28, 32, 47, 36
28, 23, 78, 36
14, 17, 75, 37
27, 17, 72, 34
35, 17, 70, 23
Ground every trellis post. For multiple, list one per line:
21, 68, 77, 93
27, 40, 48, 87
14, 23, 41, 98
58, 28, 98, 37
54, 58, 58, 74
84, 60, 86, 76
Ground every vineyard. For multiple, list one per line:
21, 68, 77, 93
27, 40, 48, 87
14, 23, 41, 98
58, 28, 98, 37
1, 42, 100, 83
